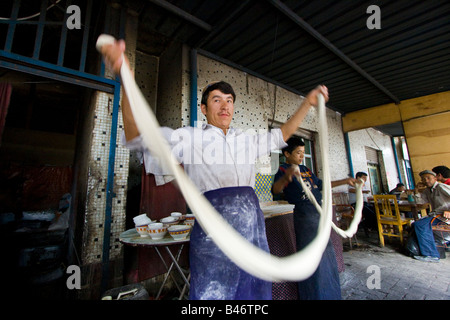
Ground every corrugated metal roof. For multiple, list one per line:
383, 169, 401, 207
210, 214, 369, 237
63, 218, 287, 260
136, 0, 450, 117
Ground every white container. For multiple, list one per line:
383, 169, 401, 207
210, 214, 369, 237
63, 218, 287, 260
184, 220, 195, 227
133, 214, 151, 226
135, 225, 149, 237
168, 225, 191, 240
170, 212, 182, 218
160, 216, 178, 226
147, 223, 167, 240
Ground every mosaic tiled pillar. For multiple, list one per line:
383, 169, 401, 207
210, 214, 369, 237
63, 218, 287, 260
79, 10, 138, 298
80, 91, 130, 286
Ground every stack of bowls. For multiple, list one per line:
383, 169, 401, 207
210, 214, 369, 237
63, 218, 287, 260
133, 214, 152, 237
184, 213, 195, 227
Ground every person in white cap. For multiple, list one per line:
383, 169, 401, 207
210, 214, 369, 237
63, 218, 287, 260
411, 170, 450, 262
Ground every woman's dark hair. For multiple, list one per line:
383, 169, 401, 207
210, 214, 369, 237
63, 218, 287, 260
201, 81, 236, 106
282, 136, 305, 156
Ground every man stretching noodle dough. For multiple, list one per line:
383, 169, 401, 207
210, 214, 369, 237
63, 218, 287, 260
99, 39, 328, 300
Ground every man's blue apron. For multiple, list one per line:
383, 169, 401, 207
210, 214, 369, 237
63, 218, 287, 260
189, 186, 272, 300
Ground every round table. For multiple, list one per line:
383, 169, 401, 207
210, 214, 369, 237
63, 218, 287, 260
119, 229, 190, 299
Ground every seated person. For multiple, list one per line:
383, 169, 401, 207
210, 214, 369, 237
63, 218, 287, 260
433, 165, 450, 185
389, 183, 406, 199
412, 170, 450, 262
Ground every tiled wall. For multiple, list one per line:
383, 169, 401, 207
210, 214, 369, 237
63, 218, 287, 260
81, 17, 138, 269
192, 53, 351, 199
156, 42, 184, 129
81, 43, 164, 268
82, 91, 129, 265
135, 51, 159, 113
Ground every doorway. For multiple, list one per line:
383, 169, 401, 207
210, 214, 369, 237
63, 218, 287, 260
367, 163, 382, 195
0, 68, 93, 299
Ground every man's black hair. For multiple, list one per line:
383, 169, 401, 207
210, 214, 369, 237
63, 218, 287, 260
355, 172, 368, 179
282, 136, 305, 156
432, 165, 450, 178
201, 81, 236, 106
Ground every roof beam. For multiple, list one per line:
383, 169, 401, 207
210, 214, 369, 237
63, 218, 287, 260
146, 0, 212, 32
267, 0, 400, 104
194, 0, 253, 48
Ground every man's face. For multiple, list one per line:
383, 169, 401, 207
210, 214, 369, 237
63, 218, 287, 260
421, 173, 437, 188
201, 89, 234, 133
285, 146, 305, 165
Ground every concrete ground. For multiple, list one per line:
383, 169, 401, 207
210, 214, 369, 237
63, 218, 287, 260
339, 230, 450, 300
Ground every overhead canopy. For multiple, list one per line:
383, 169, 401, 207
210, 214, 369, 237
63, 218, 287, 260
134, 0, 450, 120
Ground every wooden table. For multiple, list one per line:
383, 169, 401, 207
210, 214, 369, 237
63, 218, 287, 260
396, 200, 430, 220
368, 197, 430, 221
261, 201, 294, 219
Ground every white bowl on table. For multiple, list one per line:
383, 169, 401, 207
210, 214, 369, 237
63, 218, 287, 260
147, 223, 167, 240
184, 219, 195, 227
160, 216, 179, 227
171, 212, 183, 218
135, 225, 149, 237
168, 225, 191, 240
133, 213, 152, 226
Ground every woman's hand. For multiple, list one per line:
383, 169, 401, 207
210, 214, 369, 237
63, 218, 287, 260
272, 166, 297, 194
305, 85, 329, 106
280, 84, 329, 141
346, 177, 357, 187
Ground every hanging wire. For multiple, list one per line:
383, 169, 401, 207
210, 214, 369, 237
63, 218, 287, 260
0, 0, 62, 21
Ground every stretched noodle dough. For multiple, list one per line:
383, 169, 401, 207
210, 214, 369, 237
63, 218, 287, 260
96, 34, 363, 281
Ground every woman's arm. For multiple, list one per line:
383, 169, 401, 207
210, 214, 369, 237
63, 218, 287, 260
280, 85, 329, 141
272, 166, 296, 194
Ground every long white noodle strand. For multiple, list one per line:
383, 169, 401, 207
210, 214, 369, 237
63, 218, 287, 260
294, 169, 363, 238
96, 34, 363, 282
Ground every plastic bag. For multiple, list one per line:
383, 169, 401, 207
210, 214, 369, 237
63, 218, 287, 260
405, 229, 420, 257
